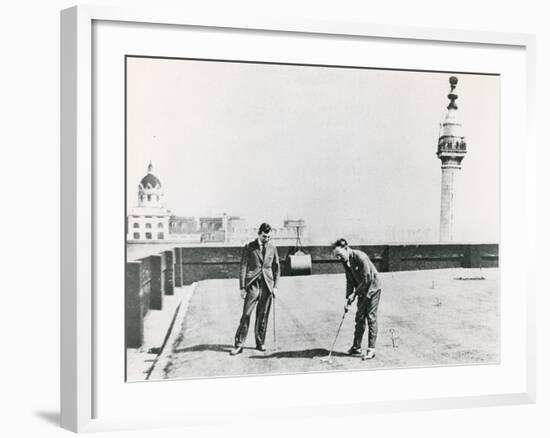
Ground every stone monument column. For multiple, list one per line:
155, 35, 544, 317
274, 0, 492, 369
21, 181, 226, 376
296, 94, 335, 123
437, 76, 467, 241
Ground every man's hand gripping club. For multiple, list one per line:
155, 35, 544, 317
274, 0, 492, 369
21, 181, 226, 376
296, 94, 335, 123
344, 293, 356, 313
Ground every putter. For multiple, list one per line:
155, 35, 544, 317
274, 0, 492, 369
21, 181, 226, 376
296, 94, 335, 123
320, 307, 349, 364
272, 293, 277, 351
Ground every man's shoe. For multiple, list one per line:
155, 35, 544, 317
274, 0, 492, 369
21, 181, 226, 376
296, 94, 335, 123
347, 346, 362, 356
256, 345, 267, 352
230, 346, 243, 356
362, 349, 376, 360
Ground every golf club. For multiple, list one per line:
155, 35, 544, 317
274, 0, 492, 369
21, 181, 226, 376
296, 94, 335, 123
272, 292, 277, 351
320, 305, 350, 364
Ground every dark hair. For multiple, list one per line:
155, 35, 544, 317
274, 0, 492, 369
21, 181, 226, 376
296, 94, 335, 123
258, 222, 272, 235
332, 238, 348, 249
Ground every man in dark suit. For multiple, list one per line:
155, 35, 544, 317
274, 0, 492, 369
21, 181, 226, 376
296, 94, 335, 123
332, 238, 382, 360
230, 223, 280, 355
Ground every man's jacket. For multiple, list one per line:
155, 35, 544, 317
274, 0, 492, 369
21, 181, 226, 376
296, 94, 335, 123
239, 240, 280, 292
343, 249, 381, 299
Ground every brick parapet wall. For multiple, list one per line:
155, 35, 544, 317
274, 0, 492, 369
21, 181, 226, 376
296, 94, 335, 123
175, 243, 498, 285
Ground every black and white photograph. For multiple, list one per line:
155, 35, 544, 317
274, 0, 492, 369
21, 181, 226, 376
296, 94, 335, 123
6, 0, 548, 435
125, 56, 499, 382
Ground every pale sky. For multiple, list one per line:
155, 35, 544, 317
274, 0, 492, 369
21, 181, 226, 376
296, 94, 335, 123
126, 57, 499, 243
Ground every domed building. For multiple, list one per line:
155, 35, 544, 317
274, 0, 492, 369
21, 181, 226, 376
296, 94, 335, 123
127, 162, 171, 241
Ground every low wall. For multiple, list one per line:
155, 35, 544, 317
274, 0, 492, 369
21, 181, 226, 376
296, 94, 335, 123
177, 243, 499, 285
125, 249, 175, 348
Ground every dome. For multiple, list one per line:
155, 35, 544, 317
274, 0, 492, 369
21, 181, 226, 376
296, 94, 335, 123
139, 162, 162, 189
140, 173, 161, 189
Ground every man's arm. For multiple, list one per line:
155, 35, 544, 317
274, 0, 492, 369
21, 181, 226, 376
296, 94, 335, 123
272, 246, 280, 290
344, 271, 356, 312
239, 243, 249, 290
344, 269, 355, 299
355, 253, 372, 295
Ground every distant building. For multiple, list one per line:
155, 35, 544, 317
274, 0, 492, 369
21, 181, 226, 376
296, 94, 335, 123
170, 216, 198, 234
346, 226, 437, 245
272, 219, 308, 245
199, 217, 224, 233
127, 162, 170, 242
169, 215, 202, 243
127, 163, 307, 245
195, 216, 308, 245
226, 216, 249, 243
229, 218, 308, 245
199, 216, 225, 242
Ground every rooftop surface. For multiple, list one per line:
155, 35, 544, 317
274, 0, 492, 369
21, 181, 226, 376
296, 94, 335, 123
133, 268, 498, 381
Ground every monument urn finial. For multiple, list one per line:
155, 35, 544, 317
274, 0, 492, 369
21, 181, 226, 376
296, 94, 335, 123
447, 76, 459, 110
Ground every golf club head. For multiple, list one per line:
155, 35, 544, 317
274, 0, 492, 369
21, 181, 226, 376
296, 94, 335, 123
320, 356, 333, 364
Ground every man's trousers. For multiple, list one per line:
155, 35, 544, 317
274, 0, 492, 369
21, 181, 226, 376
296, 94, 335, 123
234, 277, 272, 348
353, 289, 382, 349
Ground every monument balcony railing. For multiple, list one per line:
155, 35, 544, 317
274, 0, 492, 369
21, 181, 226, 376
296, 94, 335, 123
437, 142, 467, 153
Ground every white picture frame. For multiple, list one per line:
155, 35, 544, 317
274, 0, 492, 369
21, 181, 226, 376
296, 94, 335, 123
60, 5, 536, 433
